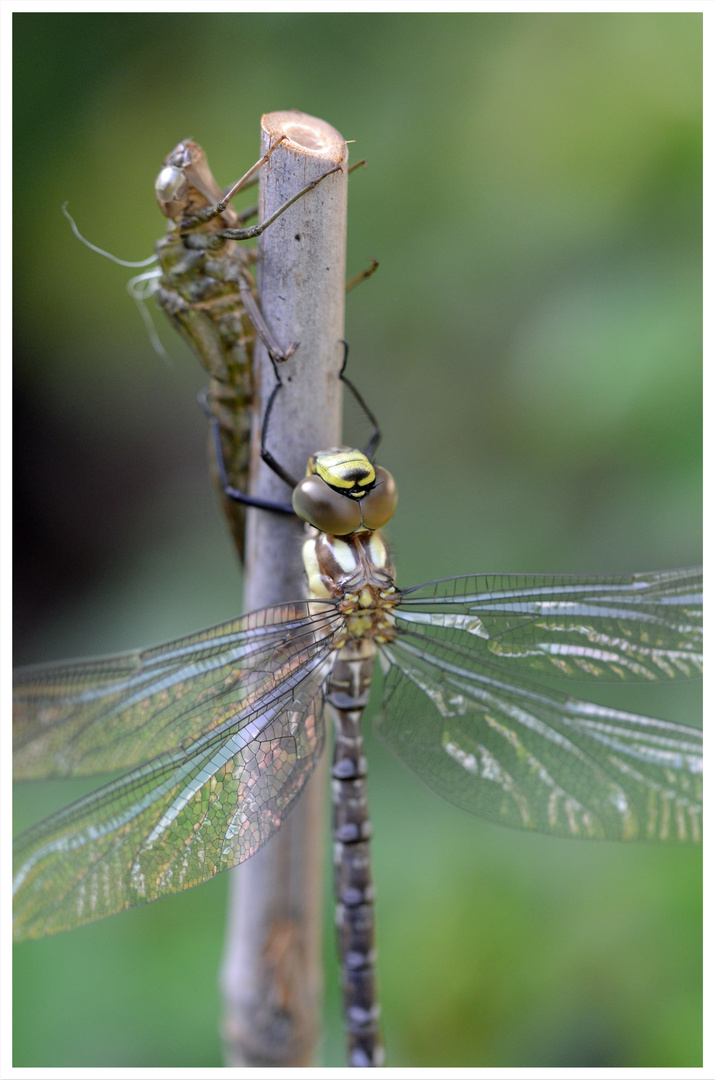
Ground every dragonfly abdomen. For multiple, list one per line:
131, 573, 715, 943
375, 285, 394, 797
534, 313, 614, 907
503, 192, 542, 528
327, 648, 384, 1068
300, 526, 398, 1063
155, 231, 256, 557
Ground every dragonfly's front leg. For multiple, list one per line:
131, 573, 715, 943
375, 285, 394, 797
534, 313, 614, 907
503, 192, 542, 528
178, 135, 289, 230
237, 274, 298, 363
198, 390, 295, 516
186, 165, 343, 247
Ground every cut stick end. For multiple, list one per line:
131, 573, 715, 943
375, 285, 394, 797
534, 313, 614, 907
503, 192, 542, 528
262, 110, 346, 166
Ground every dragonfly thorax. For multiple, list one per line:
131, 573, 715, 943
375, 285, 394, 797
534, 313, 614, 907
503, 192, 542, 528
303, 531, 399, 645
292, 448, 398, 535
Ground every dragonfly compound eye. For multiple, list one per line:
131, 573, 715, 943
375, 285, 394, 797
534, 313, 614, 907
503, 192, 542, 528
155, 165, 189, 218
293, 474, 362, 535
360, 466, 398, 530
293, 450, 398, 535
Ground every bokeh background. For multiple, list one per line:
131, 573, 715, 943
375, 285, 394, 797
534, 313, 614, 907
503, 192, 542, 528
13, 11, 701, 1069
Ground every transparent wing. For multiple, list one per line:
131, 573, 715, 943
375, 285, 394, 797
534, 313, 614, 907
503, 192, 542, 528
14, 602, 340, 778
13, 601, 341, 940
13, 653, 334, 941
397, 567, 702, 681
377, 609, 702, 843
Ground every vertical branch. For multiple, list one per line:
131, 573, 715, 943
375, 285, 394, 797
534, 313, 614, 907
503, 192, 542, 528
220, 112, 348, 1067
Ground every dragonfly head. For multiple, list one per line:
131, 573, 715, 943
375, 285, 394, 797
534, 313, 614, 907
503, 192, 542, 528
155, 141, 237, 227
155, 142, 196, 219
292, 448, 397, 536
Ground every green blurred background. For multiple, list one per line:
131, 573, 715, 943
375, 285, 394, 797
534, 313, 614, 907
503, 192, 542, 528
13, 11, 701, 1068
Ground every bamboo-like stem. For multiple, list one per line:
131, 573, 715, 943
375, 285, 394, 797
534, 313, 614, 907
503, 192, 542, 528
220, 112, 348, 1067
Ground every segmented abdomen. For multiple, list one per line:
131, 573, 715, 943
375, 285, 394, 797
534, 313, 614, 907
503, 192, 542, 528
326, 641, 384, 1068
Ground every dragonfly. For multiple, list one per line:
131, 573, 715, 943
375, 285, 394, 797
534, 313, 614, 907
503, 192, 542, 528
13, 421, 703, 1066
153, 135, 308, 559
64, 136, 342, 558
64, 139, 376, 559
151, 140, 375, 558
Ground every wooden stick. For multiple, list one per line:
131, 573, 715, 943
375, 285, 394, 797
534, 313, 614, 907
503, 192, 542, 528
220, 111, 348, 1067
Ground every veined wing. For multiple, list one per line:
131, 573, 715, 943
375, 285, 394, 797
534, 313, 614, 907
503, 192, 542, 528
377, 621, 702, 844
13, 646, 333, 941
14, 601, 341, 779
396, 568, 702, 681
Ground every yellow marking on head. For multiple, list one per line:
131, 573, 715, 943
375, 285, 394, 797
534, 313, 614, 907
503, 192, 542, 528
313, 450, 376, 494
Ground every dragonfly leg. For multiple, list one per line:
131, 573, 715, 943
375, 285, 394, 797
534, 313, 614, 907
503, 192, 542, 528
238, 275, 298, 363
200, 338, 381, 512
257, 360, 302, 490
339, 342, 382, 460
198, 390, 295, 514
179, 135, 289, 230
255, 341, 383, 492
194, 153, 361, 234
210, 165, 343, 244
